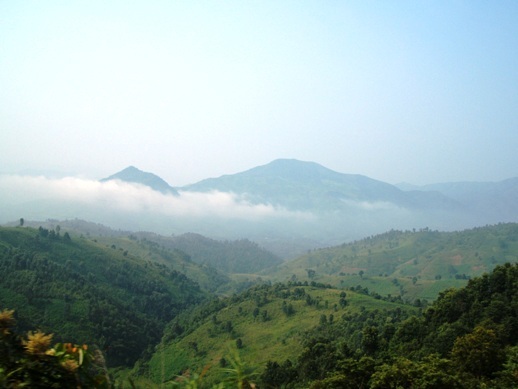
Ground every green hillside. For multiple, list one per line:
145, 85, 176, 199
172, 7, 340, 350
18, 219, 232, 292
133, 263, 518, 388
1, 222, 518, 387
141, 282, 418, 386
135, 232, 283, 274
0, 226, 206, 367
87, 233, 231, 293
267, 224, 518, 300
20, 219, 281, 292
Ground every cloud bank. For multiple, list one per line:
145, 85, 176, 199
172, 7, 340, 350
0, 175, 313, 222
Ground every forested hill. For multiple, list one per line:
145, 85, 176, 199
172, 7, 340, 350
19, 219, 281, 277
0, 226, 206, 367
134, 232, 283, 274
270, 223, 518, 282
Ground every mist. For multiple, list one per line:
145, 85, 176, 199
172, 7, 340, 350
3, 170, 501, 258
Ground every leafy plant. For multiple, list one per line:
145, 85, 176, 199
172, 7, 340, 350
0, 308, 110, 388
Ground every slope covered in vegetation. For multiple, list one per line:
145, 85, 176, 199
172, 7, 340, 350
140, 232, 283, 274
140, 281, 418, 386
268, 223, 518, 300
0, 226, 206, 367
137, 263, 518, 388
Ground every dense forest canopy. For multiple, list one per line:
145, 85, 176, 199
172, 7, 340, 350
0, 226, 205, 367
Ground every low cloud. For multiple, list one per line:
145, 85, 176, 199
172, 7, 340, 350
0, 175, 313, 221
340, 198, 403, 211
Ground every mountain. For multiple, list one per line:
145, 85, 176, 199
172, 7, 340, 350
29, 218, 282, 279
397, 177, 518, 223
182, 159, 460, 212
101, 165, 178, 195
3, 160, 517, 259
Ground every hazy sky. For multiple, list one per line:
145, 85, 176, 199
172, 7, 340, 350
1, 1, 517, 186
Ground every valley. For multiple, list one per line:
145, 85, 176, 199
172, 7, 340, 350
1, 220, 517, 387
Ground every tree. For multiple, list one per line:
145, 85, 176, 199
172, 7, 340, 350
19, 218, 24, 227
282, 301, 295, 316
319, 314, 328, 326
369, 357, 416, 389
306, 269, 316, 279
370, 355, 461, 389
359, 270, 364, 279
362, 326, 379, 355
188, 341, 198, 353
451, 325, 506, 378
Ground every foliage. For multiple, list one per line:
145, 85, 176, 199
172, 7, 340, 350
143, 281, 417, 386
3, 222, 518, 388
451, 326, 506, 378
0, 308, 110, 388
302, 263, 518, 388
146, 264, 518, 388
0, 226, 206, 367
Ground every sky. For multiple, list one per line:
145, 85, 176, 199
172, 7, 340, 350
1, 1, 517, 186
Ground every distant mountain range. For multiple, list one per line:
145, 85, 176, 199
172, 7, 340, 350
105, 159, 517, 221
395, 177, 518, 223
2, 159, 516, 257
181, 159, 462, 212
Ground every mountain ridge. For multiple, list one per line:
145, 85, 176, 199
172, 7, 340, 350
2, 159, 516, 257
181, 159, 462, 212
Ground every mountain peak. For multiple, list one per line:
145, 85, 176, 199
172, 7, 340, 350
182, 159, 421, 210
101, 166, 178, 195
252, 159, 346, 179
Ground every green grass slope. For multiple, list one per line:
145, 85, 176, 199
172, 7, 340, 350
0, 226, 206, 367
142, 282, 417, 386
